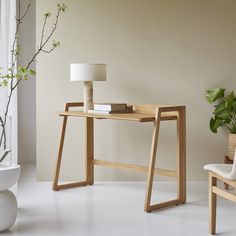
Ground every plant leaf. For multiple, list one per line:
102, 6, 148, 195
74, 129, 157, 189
232, 101, 236, 114
210, 117, 225, 133
206, 88, 225, 104
225, 91, 235, 111
216, 110, 230, 120
214, 101, 226, 115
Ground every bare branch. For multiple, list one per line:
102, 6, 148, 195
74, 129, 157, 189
40, 16, 48, 47
12, 7, 63, 90
11, 0, 31, 79
19, 0, 31, 21
41, 47, 57, 54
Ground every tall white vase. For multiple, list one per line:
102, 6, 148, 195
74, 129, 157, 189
0, 165, 20, 232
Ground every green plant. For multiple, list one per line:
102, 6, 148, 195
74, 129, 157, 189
206, 88, 236, 134
0, 0, 67, 163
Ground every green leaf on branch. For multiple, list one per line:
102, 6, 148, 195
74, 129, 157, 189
52, 40, 60, 48
0, 79, 9, 87
44, 11, 52, 17
29, 69, 36, 76
16, 66, 28, 80
57, 3, 67, 12
206, 88, 225, 104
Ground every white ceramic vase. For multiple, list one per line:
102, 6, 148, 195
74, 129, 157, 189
0, 164, 21, 232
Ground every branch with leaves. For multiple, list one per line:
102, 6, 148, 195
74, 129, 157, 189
0, 0, 67, 163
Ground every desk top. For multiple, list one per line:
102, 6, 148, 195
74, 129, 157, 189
58, 110, 178, 122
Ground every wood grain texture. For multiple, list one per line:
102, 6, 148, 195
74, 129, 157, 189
212, 186, 236, 202
209, 173, 217, 235
207, 171, 236, 235
52, 102, 87, 191
58, 111, 179, 122
144, 108, 162, 212
52, 115, 68, 191
177, 106, 186, 203
93, 159, 177, 178
86, 117, 94, 185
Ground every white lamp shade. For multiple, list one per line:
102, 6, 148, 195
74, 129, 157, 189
70, 63, 106, 82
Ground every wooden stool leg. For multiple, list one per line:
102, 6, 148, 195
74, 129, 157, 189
209, 173, 217, 235
144, 109, 161, 212
52, 116, 68, 190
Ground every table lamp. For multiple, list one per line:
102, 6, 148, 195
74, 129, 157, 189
70, 63, 106, 112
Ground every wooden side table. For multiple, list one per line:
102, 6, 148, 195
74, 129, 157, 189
52, 103, 186, 212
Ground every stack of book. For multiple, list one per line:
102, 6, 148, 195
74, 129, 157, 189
88, 103, 128, 114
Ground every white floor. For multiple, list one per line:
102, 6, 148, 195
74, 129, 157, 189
2, 163, 236, 236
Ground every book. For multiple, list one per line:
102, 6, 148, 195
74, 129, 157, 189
88, 110, 129, 114
94, 103, 127, 111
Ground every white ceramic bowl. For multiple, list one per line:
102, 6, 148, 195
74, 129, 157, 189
0, 165, 21, 191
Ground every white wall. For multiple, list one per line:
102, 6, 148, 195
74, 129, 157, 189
18, 0, 36, 163
36, 0, 236, 181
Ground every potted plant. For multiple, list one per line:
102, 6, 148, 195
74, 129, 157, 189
206, 88, 236, 160
0, 1, 67, 165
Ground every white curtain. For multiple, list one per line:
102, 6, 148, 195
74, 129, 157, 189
0, 0, 17, 164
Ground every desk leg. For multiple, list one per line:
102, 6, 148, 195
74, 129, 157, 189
86, 117, 94, 185
52, 116, 68, 191
177, 107, 186, 203
52, 115, 89, 191
144, 106, 186, 212
144, 109, 161, 212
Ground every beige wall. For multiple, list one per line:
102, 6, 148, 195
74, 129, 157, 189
36, 0, 236, 181
18, 0, 36, 163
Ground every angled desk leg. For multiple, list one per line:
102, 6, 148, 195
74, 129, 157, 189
144, 106, 186, 212
86, 117, 94, 185
177, 106, 186, 204
144, 108, 162, 212
52, 102, 88, 191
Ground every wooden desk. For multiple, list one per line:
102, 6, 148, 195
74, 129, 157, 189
52, 102, 186, 212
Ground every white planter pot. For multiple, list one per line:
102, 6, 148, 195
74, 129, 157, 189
0, 165, 21, 191
0, 164, 20, 232
0, 190, 17, 232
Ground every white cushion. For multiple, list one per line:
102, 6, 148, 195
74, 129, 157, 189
204, 164, 235, 180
